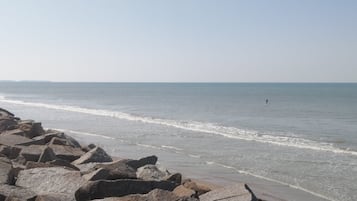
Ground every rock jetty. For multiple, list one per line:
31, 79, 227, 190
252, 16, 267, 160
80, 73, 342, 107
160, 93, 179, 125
0, 108, 262, 201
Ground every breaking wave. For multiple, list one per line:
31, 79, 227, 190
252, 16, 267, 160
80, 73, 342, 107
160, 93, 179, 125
1, 96, 356, 156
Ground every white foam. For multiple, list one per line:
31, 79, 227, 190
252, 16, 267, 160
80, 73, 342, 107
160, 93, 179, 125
206, 161, 337, 201
51, 128, 116, 140
1, 97, 357, 156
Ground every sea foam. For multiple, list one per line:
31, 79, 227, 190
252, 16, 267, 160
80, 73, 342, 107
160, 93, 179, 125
1, 96, 356, 156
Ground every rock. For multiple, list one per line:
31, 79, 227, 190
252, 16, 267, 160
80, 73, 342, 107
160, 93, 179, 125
0, 145, 22, 159
165, 173, 182, 184
49, 137, 68, 146
199, 183, 258, 201
72, 147, 112, 165
81, 144, 96, 152
25, 161, 53, 169
33, 132, 81, 148
125, 155, 158, 170
38, 147, 57, 163
0, 158, 13, 184
136, 164, 170, 181
82, 168, 110, 181
94, 161, 137, 180
16, 167, 86, 201
0, 108, 15, 119
18, 145, 43, 163
0, 135, 34, 147
183, 179, 211, 196
0, 184, 36, 201
1, 129, 26, 137
17, 121, 44, 138
49, 145, 84, 162
47, 159, 80, 171
173, 185, 197, 198
16, 139, 46, 146
35, 193, 72, 201
75, 179, 179, 201
0, 119, 17, 133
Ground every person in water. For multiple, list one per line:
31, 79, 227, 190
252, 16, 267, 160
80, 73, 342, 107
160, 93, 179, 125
266, 98, 269, 104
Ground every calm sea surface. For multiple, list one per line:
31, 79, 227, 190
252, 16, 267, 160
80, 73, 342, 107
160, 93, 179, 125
0, 82, 356, 201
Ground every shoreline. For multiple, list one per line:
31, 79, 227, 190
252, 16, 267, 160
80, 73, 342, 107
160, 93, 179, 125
0, 107, 333, 201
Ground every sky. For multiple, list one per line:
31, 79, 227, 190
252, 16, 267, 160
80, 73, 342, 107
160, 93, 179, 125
0, 0, 356, 82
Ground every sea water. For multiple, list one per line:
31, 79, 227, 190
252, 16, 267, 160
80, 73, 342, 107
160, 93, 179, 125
0, 82, 356, 201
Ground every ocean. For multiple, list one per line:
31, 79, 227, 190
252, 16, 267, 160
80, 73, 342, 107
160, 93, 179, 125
0, 82, 356, 201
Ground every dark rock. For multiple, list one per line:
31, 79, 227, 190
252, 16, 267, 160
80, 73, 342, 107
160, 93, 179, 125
199, 183, 258, 201
165, 173, 182, 184
136, 164, 170, 181
0, 119, 17, 133
38, 147, 57, 163
72, 147, 112, 165
49, 145, 84, 162
0, 184, 36, 201
183, 179, 211, 196
125, 155, 158, 170
16, 167, 86, 201
82, 168, 110, 181
93, 161, 137, 180
0, 145, 22, 159
75, 179, 178, 201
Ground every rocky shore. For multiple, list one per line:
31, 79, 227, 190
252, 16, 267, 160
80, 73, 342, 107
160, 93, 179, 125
0, 108, 262, 201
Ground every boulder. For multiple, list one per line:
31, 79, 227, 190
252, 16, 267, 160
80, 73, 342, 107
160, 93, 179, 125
199, 183, 258, 201
174, 185, 197, 198
35, 193, 73, 201
125, 155, 158, 170
18, 145, 43, 163
33, 132, 81, 148
17, 121, 44, 138
72, 147, 112, 165
0, 184, 36, 201
183, 179, 211, 196
38, 147, 57, 163
0, 108, 15, 119
49, 137, 69, 146
81, 144, 96, 152
49, 145, 84, 162
0, 135, 34, 147
1, 129, 26, 137
0, 119, 17, 133
165, 173, 182, 184
136, 164, 170, 181
0, 145, 22, 159
16, 167, 86, 201
0, 158, 13, 184
94, 161, 137, 180
47, 159, 80, 171
75, 179, 179, 201
82, 168, 110, 181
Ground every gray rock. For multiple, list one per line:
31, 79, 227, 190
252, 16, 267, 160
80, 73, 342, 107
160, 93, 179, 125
199, 183, 258, 201
47, 159, 80, 171
16, 167, 86, 201
136, 164, 170, 181
0, 184, 36, 201
17, 121, 44, 138
38, 147, 57, 163
72, 147, 112, 165
0, 108, 15, 119
35, 193, 73, 201
0, 158, 13, 184
18, 145, 43, 163
75, 179, 179, 201
0, 135, 34, 147
49, 145, 84, 162
33, 132, 81, 148
93, 160, 137, 180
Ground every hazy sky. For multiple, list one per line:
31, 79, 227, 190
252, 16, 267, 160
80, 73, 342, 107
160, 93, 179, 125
1, 0, 356, 82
